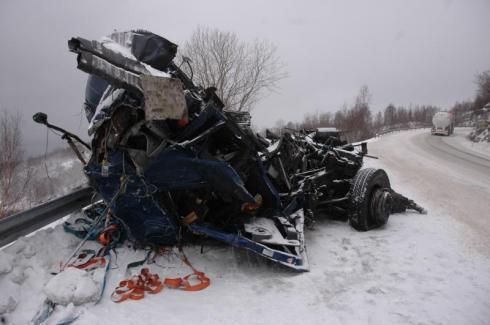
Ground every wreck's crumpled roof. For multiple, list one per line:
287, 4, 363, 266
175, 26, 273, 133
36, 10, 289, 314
100, 35, 171, 78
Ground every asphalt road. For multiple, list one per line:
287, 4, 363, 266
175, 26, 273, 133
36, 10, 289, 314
368, 128, 490, 250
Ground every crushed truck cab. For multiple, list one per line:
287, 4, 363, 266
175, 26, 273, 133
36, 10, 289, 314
35, 30, 426, 271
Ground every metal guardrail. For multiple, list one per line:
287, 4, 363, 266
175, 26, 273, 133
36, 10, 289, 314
0, 187, 94, 247
375, 124, 431, 137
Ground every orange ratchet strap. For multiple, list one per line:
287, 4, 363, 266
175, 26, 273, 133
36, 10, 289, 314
66, 251, 106, 270
163, 271, 210, 291
98, 224, 119, 246
111, 247, 210, 303
167, 245, 211, 291
111, 268, 164, 303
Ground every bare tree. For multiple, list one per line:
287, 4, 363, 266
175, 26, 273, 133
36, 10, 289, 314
451, 101, 473, 124
322, 86, 374, 141
373, 111, 384, 130
474, 70, 490, 110
273, 118, 286, 135
0, 109, 29, 218
319, 112, 333, 127
343, 85, 373, 141
384, 104, 395, 126
181, 27, 287, 112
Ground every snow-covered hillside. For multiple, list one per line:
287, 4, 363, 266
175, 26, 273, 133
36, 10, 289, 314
447, 127, 490, 159
3, 148, 87, 215
1, 129, 489, 324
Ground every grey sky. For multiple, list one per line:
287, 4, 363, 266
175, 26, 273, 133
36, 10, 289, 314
1, 0, 489, 155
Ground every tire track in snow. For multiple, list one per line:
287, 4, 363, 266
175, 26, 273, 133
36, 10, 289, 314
424, 132, 490, 171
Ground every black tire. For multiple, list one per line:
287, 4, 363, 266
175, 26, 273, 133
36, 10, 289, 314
348, 168, 391, 231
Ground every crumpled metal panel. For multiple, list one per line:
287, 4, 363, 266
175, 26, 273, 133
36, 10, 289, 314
141, 75, 187, 121
84, 150, 179, 245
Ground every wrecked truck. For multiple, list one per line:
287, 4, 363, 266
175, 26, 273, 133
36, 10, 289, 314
34, 30, 425, 271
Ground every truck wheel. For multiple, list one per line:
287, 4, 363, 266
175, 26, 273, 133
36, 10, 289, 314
348, 168, 392, 231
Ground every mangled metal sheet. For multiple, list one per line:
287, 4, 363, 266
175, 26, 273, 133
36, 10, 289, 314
141, 75, 186, 120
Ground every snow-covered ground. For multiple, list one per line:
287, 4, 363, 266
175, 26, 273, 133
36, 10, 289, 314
441, 127, 490, 160
1, 129, 490, 324
371, 128, 490, 248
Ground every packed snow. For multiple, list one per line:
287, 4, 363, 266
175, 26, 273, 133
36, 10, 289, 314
442, 127, 490, 160
1, 129, 489, 324
44, 268, 101, 306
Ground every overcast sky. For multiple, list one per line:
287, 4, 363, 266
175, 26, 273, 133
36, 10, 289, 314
1, 0, 489, 155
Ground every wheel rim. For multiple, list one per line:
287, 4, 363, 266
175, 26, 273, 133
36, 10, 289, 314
370, 188, 392, 225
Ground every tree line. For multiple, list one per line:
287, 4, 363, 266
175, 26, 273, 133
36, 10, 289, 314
273, 85, 440, 142
272, 70, 490, 143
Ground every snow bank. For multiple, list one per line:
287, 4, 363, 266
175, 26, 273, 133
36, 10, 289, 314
469, 125, 490, 143
445, 127, 490, 159
0, 214, 82, 323
0, 251, 13, 275
44, 268, 100, 306
0, 280, 19, 314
